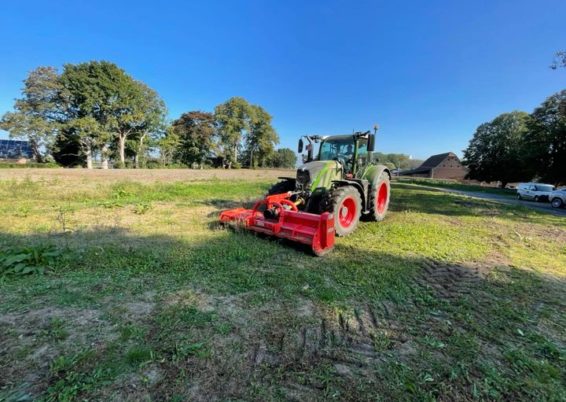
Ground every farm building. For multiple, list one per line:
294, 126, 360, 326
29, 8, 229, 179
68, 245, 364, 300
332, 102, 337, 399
400, 152, 468, 180
0, 139, 33, 162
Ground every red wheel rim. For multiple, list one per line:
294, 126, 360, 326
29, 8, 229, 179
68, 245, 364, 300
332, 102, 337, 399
377, 183, 388, 214
339, 197, 356, 227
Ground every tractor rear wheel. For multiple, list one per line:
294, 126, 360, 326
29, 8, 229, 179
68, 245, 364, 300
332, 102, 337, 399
366, 171, 390, 221
267, 180, 295, 195
331, 186, 362, 237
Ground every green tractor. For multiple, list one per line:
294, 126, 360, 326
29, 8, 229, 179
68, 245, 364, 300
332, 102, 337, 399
268, 128, 391, 236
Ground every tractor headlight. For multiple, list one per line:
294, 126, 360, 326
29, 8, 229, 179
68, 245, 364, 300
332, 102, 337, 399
296, 168, 311, 188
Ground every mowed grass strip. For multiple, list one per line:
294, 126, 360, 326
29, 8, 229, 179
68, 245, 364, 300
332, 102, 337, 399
0, 171, 564, 401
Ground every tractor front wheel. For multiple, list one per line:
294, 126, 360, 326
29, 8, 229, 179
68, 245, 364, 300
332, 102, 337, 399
331, 186, 362, 237
367, 171, 391, 221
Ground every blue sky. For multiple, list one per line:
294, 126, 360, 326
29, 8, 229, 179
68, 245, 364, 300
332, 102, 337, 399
0, 0, 564, 159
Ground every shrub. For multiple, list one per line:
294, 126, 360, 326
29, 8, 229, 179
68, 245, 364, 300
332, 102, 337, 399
0, 245, 61, 277
0, 162, 61, 169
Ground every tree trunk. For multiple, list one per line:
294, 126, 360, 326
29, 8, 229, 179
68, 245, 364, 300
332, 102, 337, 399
250, 148, 254, 169
30, 138, 43, 163
135, 133, 147, 169
118, 134, 126, 168
85, 146, 93, 169
101, 144, 109, 170
232, 144, 238, 168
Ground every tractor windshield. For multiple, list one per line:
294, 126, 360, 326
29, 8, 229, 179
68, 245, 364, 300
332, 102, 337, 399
319, 138, 356, 161
319, 138, 368, 161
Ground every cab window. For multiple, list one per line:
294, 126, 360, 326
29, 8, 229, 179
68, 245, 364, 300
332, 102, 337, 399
357, 139, 368, 156
319, 139, 355, 160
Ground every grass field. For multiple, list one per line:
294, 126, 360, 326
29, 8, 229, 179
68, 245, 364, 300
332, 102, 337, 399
396, 178, 517, 198
0, 169, 565, 401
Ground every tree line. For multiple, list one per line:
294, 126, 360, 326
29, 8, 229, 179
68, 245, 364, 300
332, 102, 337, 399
463, 89, 566, 187
0, 61, 296, 169
463, 52, 565, 186
374, 153, 422, 171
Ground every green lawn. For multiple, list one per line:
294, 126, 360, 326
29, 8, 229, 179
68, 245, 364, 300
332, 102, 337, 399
396, 177, 517, 197
0, 172, 565, 401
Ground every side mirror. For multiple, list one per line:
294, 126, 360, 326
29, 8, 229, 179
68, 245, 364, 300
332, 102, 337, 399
367, 134, 375, 152
298, 139, 304, 153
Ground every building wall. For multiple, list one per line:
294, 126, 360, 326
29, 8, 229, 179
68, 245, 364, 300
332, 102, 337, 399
0, 139, 33, 160
430, 154, 468, 180
431, 166, 468, 180
400, 152, 469, 180
439, 154, 462, 168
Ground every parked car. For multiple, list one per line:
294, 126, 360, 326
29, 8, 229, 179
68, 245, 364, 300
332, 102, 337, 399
516, 183, 555, 202
549, 188, 566, 209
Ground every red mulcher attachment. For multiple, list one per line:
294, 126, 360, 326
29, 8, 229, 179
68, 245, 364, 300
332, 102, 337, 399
219, 193, 335, 256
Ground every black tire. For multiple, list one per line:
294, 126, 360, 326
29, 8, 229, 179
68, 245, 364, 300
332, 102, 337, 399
366, 171, 391, 221
331, 186, 362, 237
267, 180, 295, 195
517, 194, 522, 200
534, 196, 540, 202
551, 198, 564, 209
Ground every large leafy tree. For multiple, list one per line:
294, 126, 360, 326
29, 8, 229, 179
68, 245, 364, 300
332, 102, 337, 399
374, 153, 418, 170
60, 61, 125, 167
245, 105, 278, 168
61, 116, 107, 169
0, 66, 64, 162
214, 97, 253, 168
128, 81, 167, 168
463, 111, 531, 188
158, 125, 181, 166
385, 153, 411, 170
214, 97, 279, 168
523, 90, 566, 185
171, 111, 216, 167
60, 61, 165, 168
267, 148, 297, 168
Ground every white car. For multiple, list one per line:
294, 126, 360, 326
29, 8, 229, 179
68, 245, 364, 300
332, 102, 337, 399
549, 188, 566, 209
516, 183, 555, 202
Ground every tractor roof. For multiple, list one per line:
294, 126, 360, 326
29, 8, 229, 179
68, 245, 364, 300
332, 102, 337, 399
322, 134, 367, 141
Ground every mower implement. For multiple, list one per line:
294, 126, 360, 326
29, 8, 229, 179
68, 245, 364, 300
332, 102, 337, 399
219, 193, 335, 256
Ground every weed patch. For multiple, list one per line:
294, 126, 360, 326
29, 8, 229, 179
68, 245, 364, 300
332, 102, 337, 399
0, 245, 61, 277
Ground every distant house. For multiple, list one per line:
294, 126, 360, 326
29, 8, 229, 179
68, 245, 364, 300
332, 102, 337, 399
0, 139, 33, 161
400, 152, 468, 180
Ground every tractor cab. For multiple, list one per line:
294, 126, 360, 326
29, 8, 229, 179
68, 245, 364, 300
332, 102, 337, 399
318, 135, 369, 176
298, 130, 376, 177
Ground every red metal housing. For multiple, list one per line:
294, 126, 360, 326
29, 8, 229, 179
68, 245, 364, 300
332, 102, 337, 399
219, 193, 335, 256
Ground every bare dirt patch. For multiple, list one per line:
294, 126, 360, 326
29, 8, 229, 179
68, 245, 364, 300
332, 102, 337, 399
0, 306, 116, 398
415, 259, 488, 300
147, 291, 417, 400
